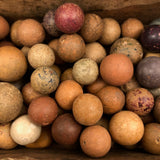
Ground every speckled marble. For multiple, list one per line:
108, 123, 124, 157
140, 25, 160, 52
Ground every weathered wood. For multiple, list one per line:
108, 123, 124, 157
0, 0, 160, 23
0, 145, 160, 160
95, 2, 160, 24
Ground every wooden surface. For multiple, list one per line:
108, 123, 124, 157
0, 145, 160, 160
0, 0, 160, 24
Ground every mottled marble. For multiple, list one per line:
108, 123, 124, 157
140, 25, 160, 52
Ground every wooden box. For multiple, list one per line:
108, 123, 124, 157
0, 0, 160, 159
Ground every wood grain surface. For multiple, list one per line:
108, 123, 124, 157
0, 0, 160, 24
0, 145, 160, 160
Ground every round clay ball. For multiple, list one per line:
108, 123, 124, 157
25, 126, 52, 148
0, 82, 23, 124
80, 125, 111, 158
17, 19, 45, 47
100, 53, 134, 86
0, 123, 17, 149
72, 58, 99, 85
72, 93, 103, 126
55, 3, 84, 34
19, 104, 28, 116
97, 86, 125, 114
141, 123, 160, 154
99, 18, 121, 45
110, 37, 143, 64
50, 64, 61, 78
136, 56, 160, 89
109, 110, 144, 146
83, 42, 106, 64
28, 96, 59, 126
120, 76, 140, 93
30, 66, 59, 94
150, 87, 160, 98
140, 25, 160, 53
80, 13, 103, 42
140, 113, 155, 124
0, 16, 10, 40
121, 18, 144, 39
43, 9, 62, 37
0, 46, 27, 82
96, 115, 109, 130
153, 96, 160, 123
28, 43, 55, 69
22, 82, 45, 105
86, 77, 107, 94
21, 46, 30, 58
10, 115, 41, 145
150, 18, 160, 25
55, 80, 83, 110
145, 52, 160, 58
60, 68, 73, 82
10, 20, 23, 46
126, 88, 154, 116
51, 113, 82, 145
48, 39, 64, 65
0, 41, 14, 47
57, 33, 85, 63
10, 78, 25, 91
